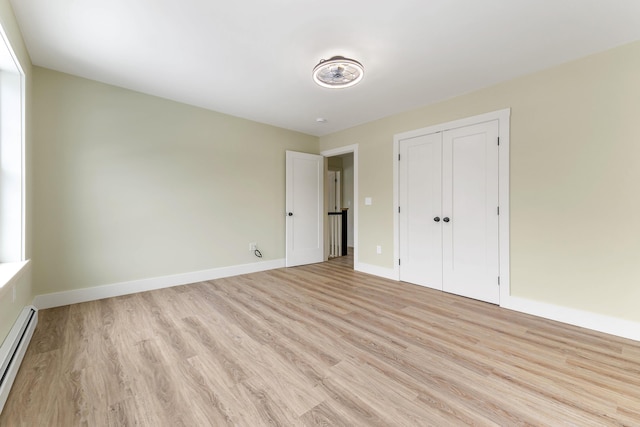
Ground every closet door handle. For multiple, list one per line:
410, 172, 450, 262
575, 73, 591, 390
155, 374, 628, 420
433, 217, 440, 222
443, 217, 450, 223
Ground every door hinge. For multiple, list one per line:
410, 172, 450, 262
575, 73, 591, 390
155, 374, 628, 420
398, 206, 401, 213
498, 276, 501, 285
497, 137, 500, 146
497, 206, 500, 215
398, 154, 401, 161
399, 259, 401, 266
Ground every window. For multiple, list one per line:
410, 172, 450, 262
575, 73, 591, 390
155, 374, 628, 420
0, 25, 25, 265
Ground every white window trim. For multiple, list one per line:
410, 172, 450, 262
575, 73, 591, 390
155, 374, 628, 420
0, 21, 27, 291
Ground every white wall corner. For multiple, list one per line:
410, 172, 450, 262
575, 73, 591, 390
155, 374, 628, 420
32, 259, 285, 309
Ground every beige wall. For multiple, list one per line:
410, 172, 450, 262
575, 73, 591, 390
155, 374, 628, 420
0, 0, 34, 344
33, 67, 318, 295
320, 41, 640, 323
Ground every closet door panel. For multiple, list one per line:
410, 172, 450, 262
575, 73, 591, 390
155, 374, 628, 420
442, 120, 500, 303
399, 133, 443, 289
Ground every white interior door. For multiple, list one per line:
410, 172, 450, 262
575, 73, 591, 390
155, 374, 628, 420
286, 151, 324, 267
442, 121, 499, 303
399, 133, 443, 290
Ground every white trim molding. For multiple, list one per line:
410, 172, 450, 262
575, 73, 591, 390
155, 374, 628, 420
502, 296, 640, 342
33, 259, 285, 309
30, 256, 640, 342
0, 260, 30, 299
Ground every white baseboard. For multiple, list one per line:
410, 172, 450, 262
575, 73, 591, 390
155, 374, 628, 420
355, 262, 397, 280
356, 264, 640, 343
33, 259, 285, 309
32, 257, 640, 343
501, 295, 640, 342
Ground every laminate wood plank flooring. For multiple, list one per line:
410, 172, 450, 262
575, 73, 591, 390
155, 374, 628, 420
2, 251, 640, 426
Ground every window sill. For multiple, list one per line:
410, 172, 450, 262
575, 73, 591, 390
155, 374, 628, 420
0, 260, 30, 299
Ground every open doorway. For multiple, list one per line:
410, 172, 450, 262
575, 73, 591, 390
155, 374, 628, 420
321, 145, 358, 269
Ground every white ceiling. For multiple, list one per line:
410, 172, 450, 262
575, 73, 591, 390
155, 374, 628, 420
9, 0, 640, 136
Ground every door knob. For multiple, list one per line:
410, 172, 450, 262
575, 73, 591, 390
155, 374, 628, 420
433, 217, 440, 222
443, 217, 450, 223
288, 212, 293, 216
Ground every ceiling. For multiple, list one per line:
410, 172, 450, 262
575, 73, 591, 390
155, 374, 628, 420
9, 0, 640, 136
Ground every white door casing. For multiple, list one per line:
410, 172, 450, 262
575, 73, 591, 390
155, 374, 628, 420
285, 151, 324, 267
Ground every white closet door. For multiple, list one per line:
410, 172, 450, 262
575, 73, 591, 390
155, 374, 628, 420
399, 133, 443, 290
442, 120, 500, 303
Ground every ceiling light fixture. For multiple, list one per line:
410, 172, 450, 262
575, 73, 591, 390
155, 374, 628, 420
312, 56, 364, 89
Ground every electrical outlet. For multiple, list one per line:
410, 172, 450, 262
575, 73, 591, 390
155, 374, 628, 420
249, 242, 257, 252
376, 245, 382, 254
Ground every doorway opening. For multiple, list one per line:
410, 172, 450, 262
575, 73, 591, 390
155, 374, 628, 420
321, 145, 358, 270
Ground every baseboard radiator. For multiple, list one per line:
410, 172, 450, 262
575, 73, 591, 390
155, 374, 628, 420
0, 305, 38, 413
328, 213, 342, 258
328, 210, 348, 258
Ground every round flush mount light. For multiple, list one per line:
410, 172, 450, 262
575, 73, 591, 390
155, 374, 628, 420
312, 56, 364, 89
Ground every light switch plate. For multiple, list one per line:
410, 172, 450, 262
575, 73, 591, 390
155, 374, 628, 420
365, 197, 372, 205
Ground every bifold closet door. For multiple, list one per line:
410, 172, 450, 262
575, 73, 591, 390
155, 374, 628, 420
399, 133, 442, 290
398, 119, 500, 304
442, 120, 500, 304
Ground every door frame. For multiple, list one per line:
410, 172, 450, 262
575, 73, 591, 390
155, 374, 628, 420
393, 108, 511, 304
327, 170, 341, 212
321, 144, 358, 269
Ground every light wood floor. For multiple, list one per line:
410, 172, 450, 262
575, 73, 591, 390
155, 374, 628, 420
2, 254, 640, 426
